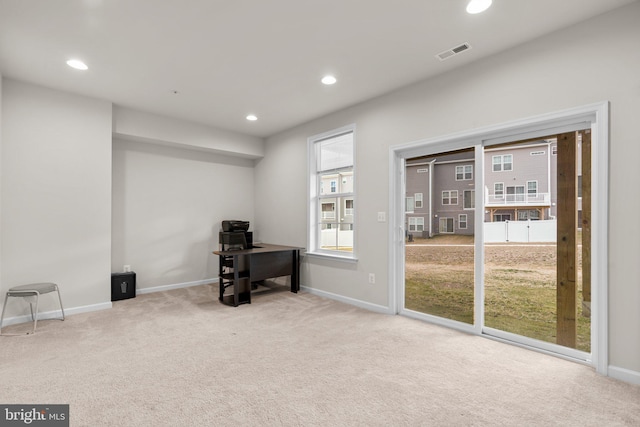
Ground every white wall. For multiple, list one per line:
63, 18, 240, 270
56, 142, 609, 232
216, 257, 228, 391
255, 3, 640, 374
112, 138, 255, 289
1, 79, 112, 312
113, 106, 264, 159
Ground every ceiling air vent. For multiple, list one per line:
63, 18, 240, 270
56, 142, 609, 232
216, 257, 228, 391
436, 42, 472, 61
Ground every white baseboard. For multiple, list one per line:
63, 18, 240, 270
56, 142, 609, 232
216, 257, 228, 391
136, 278, 218, 295
608, 365, 640, 386
1, 301, 112, 327
1, 279, 217, 328
300, 285, 393, 314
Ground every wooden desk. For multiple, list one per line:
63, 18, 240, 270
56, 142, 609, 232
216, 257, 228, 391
213, 244, 301, 306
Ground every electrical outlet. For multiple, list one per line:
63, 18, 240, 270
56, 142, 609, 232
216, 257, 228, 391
377, 212, 386, 222
368, 273, 375, 284
123, 265, 131, 273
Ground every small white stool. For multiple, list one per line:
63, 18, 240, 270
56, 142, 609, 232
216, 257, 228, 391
0, 283, 65, 335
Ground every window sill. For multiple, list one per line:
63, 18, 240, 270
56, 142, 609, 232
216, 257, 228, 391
305, 251, 358, 263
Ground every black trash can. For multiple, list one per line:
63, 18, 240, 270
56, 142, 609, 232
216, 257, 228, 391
111, 272, 136, 301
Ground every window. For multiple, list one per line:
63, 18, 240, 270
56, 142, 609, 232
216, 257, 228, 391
456, 165, 473, 180
439, 217, 454, 233
463, 190, 475, 209
345, 199, 354, 216
415, 193, 423, 208
308, 125, 356, 257
527, 181, 538, 197
492, 154, 513, 172
552, 145, 558, 155
459, 214, 468, 229
506, 185, 525, 202
405, 197, 415, 213
442, 190, 458, 205
494, 214, 511, 222
494, 182, 504, 199
321, 202, 336, 220
408, 217, 424, 232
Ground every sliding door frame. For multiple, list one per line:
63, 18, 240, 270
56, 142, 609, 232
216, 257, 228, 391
388, 102, 609, 374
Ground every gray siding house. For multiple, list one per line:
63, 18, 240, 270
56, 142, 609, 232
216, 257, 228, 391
405, 139, 578, 238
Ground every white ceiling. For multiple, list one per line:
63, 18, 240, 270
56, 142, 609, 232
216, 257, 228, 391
0, 0, 636, 138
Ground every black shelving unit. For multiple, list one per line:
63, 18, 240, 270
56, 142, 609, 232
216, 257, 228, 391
218, 253, 251, 306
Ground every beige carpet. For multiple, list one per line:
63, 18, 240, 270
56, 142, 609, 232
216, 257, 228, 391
1, 283, 638, 426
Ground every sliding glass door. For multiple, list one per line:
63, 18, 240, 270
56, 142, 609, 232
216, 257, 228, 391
404, 149, 475, 325
400, 129, 593, 358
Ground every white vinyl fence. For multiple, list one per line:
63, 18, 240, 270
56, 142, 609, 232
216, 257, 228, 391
484, 219, 556, 243
321, 229, 354, 248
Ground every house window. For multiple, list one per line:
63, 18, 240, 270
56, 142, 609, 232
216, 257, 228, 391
442, 190, 458, 205
415, 193, 423, 208
459, 214, 468, 229
308, 124, 356, 257
439, 217, 454, 233
552, 145, 558, 155
456, 165, 473, 180
494, 182, 504, 199
406, 197, 415, 213
321, 202, 336, 220
527, 181, 538, 197
408, 217, 424, 232
463, 190, 475, 209
345, 199, 354, 216
492, 154, 513, 172
494, 214, 511, 222
506, 185, 525, 202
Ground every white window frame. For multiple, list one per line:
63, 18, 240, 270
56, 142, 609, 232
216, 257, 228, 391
494, 182, 504, 199
492, 154, 513, 172
439, 217, 454, 233
506, 185, 525, 202
405, 197, 415, 213
408, 217, 424, 232
308, 124, 357, 261
527, 180, 538, 197
459, 214, 468, 229
415, 193, 423, 208
463, 190, 475, 210
345, 199, 354, 216
456, 164, 473, 181
442, 190, 458, 205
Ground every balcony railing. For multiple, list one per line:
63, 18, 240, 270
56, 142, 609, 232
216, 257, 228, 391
485, 192, 551, 207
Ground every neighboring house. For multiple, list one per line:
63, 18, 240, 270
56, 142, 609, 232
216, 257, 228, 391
319, 171, 354, 231
484, 140, 558, 223
405, 139, 583, 238
406, 150, 476, 237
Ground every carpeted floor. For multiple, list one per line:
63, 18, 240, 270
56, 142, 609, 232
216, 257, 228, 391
1, 283, 638, 426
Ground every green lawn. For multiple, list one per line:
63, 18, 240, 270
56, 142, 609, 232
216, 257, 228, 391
405, 239, 591, 353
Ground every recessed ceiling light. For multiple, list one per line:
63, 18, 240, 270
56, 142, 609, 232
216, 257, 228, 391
66, 59, 88, 70
321, 75, 337, 85
246, 114, 258, 121
466, 0, 492, 14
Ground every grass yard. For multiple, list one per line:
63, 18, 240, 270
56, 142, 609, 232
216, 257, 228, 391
405, 234, 590, 352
